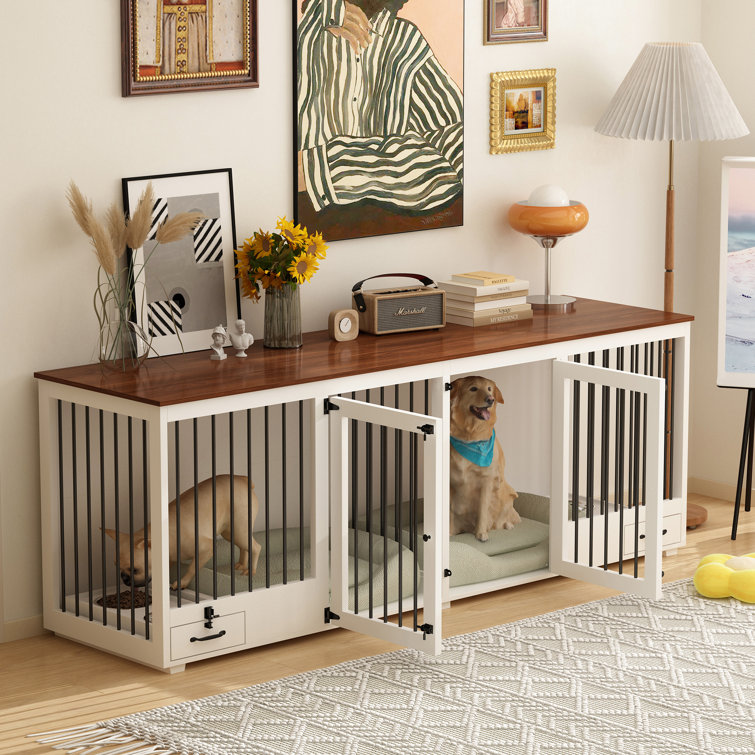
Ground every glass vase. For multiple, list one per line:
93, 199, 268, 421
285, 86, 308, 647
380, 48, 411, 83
264, 285, 302, 348
99, 320, 150, 371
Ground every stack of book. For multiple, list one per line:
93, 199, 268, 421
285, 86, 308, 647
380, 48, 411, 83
439, 271, 531, 327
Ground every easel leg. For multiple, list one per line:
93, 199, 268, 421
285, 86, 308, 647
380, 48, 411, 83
732, 388, 755, 540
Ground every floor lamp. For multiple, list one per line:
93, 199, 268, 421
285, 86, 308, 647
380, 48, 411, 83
595, 42, 748, 528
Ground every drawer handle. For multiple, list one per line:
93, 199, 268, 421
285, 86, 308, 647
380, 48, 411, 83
190, 630, 227, 643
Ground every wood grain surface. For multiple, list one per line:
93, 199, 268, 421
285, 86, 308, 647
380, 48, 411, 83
34, 299, 693, 406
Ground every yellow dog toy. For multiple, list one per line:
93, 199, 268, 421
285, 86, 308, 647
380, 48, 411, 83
693, 553, 755, 603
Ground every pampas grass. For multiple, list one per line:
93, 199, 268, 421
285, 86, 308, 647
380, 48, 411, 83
125, 183, 156, 250
155, 211, 204, 244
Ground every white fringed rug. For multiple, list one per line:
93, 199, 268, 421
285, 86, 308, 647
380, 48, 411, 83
35, 579, 754, 755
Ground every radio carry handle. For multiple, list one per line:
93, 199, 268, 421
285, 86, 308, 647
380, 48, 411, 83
352, 273, 438, 313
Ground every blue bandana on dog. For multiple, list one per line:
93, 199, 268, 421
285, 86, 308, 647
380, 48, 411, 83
450, 430, 496, 468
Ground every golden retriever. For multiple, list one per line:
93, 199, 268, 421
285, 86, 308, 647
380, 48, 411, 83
449, 376, 520, 541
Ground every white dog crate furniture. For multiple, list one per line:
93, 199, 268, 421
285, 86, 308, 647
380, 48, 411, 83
36, 298, 692, 671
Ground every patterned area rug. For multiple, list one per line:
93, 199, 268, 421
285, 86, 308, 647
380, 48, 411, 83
36, 579, 754, 754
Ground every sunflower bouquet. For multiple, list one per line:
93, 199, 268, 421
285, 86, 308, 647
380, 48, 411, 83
235, 217, 327, 301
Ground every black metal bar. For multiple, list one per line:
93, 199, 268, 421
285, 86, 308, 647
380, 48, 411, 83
633, 365, 642, 579
281, 404, 287, 586
587, 354, 595, 567
193, 418, 200, 604
128, 417, 136, 630
230, 412, 236, 595
142, 419, 149, 638
247, 409, 254, 593
395, 384, 402, 626
71, 404, 80, 617
572, 355, 581, 563
299, 400, 305, 581
114, 414, 121, 630
99, 410, 107, 627
264, 406, 270, 589
380, 388, 388, 622
85, 407, 93, 621
732, 389, 755, 539
211, 415, 218, 600
57, 401, 66, 613
351, 392, 359, 613
366, 389, 373, 619
174, 421, 181, 608
643, 344, 649, 509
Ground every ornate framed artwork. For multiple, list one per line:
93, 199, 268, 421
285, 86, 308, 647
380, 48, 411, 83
294, 0, 464, 242
122, 169, 241, 356
490, 68, 555, 154
485, 0, 548, 44
121, 0, 258, 96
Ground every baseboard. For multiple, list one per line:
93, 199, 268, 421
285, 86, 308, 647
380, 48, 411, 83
687, 477, 741, 503
2, 614, 46, 643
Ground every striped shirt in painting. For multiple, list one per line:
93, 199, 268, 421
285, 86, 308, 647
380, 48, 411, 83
298, 0, 463, 213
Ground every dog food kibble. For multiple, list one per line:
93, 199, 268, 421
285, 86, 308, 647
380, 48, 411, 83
96, 590, 151, 609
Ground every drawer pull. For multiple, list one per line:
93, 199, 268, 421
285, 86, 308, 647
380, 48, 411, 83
190, 630, 227, 643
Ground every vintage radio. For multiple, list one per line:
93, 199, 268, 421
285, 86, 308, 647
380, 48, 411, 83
351, 273, 446, 335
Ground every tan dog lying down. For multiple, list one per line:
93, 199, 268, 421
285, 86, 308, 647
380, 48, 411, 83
106, 474, 260, 591
449, 376, 520, 541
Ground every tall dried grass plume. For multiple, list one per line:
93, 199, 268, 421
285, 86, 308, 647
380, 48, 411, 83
155, 211, 204, 244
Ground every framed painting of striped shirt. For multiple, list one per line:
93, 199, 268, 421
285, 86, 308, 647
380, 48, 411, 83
122, 169, 241, 356
295, 0, 464, 241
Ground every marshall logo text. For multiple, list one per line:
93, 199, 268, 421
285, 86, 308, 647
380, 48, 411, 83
394, 306, 427, 317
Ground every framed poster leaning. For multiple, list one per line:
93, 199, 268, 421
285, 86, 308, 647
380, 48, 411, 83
122, 169, 241, 357
718, 157, 755, 388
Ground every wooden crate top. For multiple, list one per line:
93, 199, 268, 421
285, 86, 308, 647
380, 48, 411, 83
34, 299, 693, 407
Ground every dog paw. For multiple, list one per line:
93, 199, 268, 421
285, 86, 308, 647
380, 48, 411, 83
170, 581, 178, 591
503, 521, 514, 530
476, 532, 489, 542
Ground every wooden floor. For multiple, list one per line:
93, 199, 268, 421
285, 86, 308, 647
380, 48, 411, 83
2, 494, 753, 755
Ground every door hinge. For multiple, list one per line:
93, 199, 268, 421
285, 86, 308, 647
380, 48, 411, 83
324, 607, 341, 624
445, 382, 452, 391
419, 623, 434, 638
204, 605, 219, 629
324, 399, 339, 414
443, 568, 452, 577
417, 423, 434, 439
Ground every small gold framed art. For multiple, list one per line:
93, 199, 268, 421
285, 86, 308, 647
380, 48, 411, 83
490, 68, 556, 154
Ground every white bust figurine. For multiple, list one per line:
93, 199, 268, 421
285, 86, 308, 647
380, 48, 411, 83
209, 325, 228, 361
229, 319, 254, 357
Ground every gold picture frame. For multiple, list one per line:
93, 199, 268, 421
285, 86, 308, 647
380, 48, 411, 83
484, 0, 548, 44
490, 69, 556, 154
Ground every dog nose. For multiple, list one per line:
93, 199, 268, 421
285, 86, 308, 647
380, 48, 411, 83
121, 571, 131, 586
485, 397, 494, 406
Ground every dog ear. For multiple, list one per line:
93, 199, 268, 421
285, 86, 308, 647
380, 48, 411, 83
494, 384, 504, 404
449, 380, 460, 404
104, 528, 117, 541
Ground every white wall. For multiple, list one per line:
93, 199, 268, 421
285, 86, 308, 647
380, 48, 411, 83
0, 0, 703, 637
689, 1, 755, 498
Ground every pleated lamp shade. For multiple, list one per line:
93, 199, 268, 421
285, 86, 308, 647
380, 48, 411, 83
595, 42, 748, 142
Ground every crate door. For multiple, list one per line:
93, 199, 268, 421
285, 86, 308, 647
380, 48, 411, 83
551, 359, 665, 600
329, 396, 442, 654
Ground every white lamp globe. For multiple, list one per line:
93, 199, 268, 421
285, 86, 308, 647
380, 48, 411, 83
527, 184, 570, 207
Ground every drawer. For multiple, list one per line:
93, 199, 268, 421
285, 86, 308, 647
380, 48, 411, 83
170, 611, 246, 661
624, 513, 682, 553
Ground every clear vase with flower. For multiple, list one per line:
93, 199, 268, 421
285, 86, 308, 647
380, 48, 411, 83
235, 217, 327, 349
